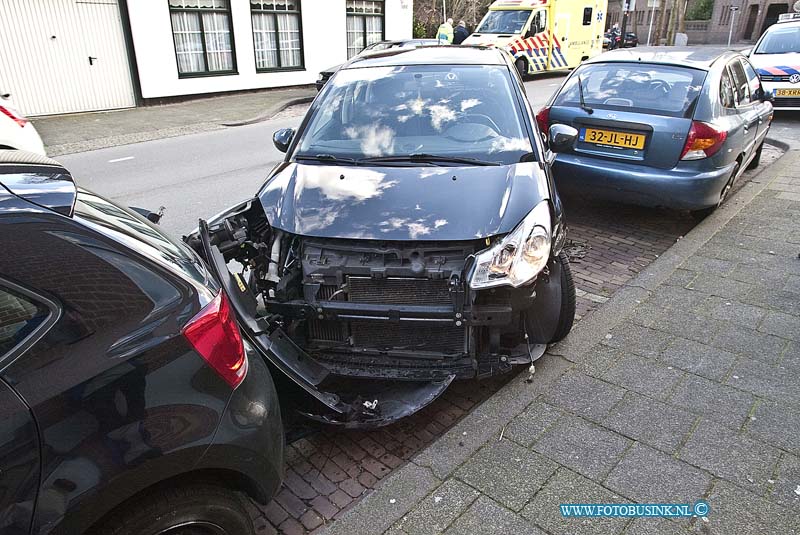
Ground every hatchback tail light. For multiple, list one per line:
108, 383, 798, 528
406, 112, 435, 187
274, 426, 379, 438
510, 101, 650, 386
182, 292, 247, 389
680, 121, 727, 160
535, 107, 550, 135
0, 105, 29, 128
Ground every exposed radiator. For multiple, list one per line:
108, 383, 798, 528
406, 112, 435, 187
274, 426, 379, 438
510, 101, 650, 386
348, 276, 451, 305
307, 277, 464, 353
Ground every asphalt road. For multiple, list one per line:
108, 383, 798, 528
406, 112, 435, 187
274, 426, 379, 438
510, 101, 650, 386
58, 74, 569, 237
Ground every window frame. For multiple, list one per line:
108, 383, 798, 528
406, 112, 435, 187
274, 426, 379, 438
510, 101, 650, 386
250, 0, 305, 73
168, 0, 238, 79
727, 59, 752, 107
346, 0, 386, 59
0, 278, 59, 371
582, 7, 593, 26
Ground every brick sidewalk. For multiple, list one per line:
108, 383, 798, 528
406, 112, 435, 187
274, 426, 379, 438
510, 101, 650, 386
322, 146, 800, 535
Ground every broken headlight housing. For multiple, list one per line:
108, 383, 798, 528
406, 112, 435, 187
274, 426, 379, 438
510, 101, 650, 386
470, 201, 551, 289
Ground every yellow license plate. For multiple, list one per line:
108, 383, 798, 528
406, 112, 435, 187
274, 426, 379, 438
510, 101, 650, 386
583, 128, 646, 149
776, 89, 800, 97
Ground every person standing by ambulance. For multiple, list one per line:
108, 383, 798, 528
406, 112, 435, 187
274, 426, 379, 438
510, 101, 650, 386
437, 18, 454, 44
453, 20, 470, 44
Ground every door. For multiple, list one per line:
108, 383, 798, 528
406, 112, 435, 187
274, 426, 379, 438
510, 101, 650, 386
741, 58, 771, 149
743, 4, 759, 40
728, 59, 760, 160
0, 284, 44, 535
0, 0, 135, 116
551, 12, 570, 69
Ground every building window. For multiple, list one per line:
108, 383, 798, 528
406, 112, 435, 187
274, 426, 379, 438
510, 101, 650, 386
251, 1, 304, 71
346, 0, 384, 59
169, 0, 236, 77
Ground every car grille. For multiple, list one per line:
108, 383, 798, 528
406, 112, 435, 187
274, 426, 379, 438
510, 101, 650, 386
760, 75, 790, 82
307, 277, 465, 354
774, 97, 800, 107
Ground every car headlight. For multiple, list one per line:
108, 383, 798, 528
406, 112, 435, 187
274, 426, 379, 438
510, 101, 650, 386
470, 201, 552, 289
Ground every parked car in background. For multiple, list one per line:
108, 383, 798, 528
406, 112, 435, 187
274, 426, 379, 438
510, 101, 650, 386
538, 48, 773, 217
603, 30, 638, 49
0, 150, 284, 534
747, 12, 800, 110
190, 46, 577, 429
315, 39, 441, 90
0, 92, 45, 155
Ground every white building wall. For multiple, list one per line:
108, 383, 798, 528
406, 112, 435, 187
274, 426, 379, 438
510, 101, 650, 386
128, 0, 413, 100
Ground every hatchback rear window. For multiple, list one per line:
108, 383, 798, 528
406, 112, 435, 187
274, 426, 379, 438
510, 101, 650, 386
553, 63, 707, 118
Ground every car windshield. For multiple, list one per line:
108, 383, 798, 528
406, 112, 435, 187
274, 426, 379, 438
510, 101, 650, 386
295, 64, 532, 165
476, 10, 531, 34
553, 63, 707, 118
754, 26, 800, 54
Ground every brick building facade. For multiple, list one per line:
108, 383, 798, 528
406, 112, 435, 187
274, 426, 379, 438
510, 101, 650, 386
606, 0, 793, 45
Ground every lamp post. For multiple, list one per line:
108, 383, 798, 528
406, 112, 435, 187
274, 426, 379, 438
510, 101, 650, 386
727, 5, 739, 47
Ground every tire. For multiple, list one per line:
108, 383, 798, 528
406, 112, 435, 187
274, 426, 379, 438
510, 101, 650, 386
515, 58, 527, 78
747, 141, 763, 170
691, 161, 741, 220
93, 484, 255, 535
549, 251, 576, 343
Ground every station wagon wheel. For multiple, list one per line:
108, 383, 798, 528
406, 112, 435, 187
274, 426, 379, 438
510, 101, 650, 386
94, 485, 255, 535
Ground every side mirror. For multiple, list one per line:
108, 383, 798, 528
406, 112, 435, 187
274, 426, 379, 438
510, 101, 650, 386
273, 128, 295, 153
761, 89, 774, 103
548, 124, 578, 154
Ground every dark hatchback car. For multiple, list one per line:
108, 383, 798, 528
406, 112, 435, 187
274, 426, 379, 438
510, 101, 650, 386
315, 39, 442, 90
0, 151, 283, 535
538, 48, 773, 216
189, 46, 577, 429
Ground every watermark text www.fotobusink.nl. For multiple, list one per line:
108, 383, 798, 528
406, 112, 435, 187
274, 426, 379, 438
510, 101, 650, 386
560, 501, 710, 518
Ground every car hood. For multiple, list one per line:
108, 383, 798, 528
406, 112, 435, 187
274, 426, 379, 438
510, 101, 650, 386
748, 52, 800, 76
257, 162, 550, 240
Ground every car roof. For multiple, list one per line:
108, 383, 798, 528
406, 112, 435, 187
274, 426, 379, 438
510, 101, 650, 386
584, 46, 740, 70
0, 149, 76, 217
343, 45, 507, 69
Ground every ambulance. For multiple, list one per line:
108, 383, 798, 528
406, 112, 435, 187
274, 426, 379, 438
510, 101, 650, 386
462, 0, 607, 76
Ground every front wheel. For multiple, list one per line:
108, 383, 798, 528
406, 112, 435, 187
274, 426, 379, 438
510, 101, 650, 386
549, 251, 576, 342
93, 485, 256, 535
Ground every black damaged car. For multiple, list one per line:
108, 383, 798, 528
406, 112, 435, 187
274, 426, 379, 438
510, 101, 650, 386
188, 46, 579, 428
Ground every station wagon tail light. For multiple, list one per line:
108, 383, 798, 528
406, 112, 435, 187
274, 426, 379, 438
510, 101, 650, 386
0, 105, 28, 128
680, 121, 727, 161
535, 107, 550, 135
182, 291, 248, 389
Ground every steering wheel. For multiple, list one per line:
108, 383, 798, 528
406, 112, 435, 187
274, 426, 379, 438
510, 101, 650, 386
649, 79, 671, 95
461, 113, 502, 133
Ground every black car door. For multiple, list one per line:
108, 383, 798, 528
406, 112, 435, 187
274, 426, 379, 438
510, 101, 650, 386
0, 284, 48, 535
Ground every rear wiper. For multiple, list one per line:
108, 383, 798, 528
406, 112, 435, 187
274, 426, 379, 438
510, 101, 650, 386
295, 153, 360, 165
360, 154, 501, 166
577, 75, 594, 115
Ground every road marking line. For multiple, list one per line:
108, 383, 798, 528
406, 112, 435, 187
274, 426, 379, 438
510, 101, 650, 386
108, 156, 134, 163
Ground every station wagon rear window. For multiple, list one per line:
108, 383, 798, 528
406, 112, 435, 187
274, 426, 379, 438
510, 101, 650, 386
554, 63, 707, 118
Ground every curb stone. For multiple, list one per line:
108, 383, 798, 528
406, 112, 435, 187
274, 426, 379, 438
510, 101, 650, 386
319, 139, 797, 535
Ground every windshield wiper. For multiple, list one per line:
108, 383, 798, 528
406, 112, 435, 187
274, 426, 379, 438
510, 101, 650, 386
295, 154, 360, 165
577, 75, 594, 115
360, 154, 501, 166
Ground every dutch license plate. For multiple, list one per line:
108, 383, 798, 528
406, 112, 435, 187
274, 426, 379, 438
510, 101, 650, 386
776, 88, 800, 97
582, 128, 646, 149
